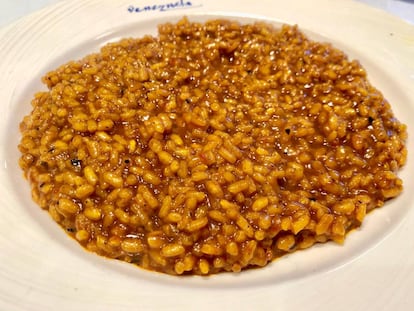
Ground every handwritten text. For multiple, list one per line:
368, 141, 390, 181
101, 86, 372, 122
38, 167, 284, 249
128, 0, 199, 14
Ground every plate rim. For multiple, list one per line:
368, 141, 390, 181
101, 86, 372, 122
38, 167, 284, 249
1, 0, 414, 310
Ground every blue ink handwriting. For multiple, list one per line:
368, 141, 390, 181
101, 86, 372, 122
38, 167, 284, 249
128, 0, 201, 14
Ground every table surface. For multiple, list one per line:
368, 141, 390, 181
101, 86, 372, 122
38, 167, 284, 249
0, 0, 414, 29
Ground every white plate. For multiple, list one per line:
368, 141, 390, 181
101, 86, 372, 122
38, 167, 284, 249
1, 0, 414, 310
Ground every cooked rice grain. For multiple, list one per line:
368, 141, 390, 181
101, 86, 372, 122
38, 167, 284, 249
18, 18, 407, 275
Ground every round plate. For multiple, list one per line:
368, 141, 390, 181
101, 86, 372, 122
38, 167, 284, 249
1, 0, 414, 310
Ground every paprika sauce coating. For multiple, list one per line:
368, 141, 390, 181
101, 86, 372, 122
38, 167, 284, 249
18, 18, 407, 275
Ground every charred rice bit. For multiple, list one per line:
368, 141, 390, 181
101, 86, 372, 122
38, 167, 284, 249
18, 18, 407, 275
